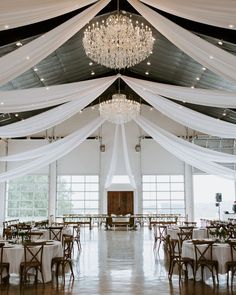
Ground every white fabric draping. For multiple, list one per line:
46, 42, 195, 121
121, 124, 136, 188
0, 0, 110, 86
105, 125, 119, 188
0, 0, 97, 31
140, 0, 236, 30
126, 80, 236, 139
122, 75, 236, 108
135, 115, 236, 180
128, 0, 236, 84
0, 116, 104, 182
139, 116, 236, 163
0, 75, 117, 113
0, 75, 115, 138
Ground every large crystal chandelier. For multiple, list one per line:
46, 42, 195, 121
83, 11, 155, 69
99, 94, 140, 124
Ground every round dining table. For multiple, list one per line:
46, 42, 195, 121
1, 240, 63, 283
182, 239, 231, 280
167, 227, 208, 240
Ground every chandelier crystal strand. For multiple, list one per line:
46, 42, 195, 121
83, 12, 155, 69
99, 94, 140, 124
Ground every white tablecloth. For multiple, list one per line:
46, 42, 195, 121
182, 240, 231, 276
167, 228, 207, 240
2, 240, 63, 282
31, 227, 72, 240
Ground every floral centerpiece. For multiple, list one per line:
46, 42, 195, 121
210, 226, 229, 243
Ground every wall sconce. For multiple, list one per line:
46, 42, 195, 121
135, 144, 141, 152
100, 144, 105, 152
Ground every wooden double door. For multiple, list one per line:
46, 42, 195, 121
107, 191, 134, 215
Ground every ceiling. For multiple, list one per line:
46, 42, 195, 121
0, 0, 236, 127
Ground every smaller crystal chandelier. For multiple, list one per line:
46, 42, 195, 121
99, 94, 140, 124
83, 11, 154, 69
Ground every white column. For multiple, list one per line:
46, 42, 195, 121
0, 140, 7, 226
184, 163, 194, 221
48, 161, 57, 222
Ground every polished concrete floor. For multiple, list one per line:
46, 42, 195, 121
0, 227, 235, 295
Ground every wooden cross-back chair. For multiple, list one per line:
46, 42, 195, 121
48, 226, 63, 241
192, 240, 219, 284
0, 243, 10, 285
73, 224, 81, 252
226, 240, 236, 287
20, 241, 45, 284
51, 234, 74, 282
166, 236, 194, 283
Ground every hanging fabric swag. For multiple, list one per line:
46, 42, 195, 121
122, 75, 236, 108
140, 0, 236, 30
0, 116, 104, 182
125, 78, 236, 138
0, 0, 110, 86
0, 75, 116, 138
0, 0, 97, 31
0, 75, 118, 113
135, 115, 236, 180
128, 0, 236, 84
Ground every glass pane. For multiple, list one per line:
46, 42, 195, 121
143, 183, 156, 191
156, 175, 170, 182
57, 192, 70, 201
143, 200, 156, 209
171, 192, 185, 199
71, 183, 84, 191
157, 192, 170, 199
142, 175, 156, 182
57, 182, 71, 191
143, 191, 156, 200
71, 175, 85, 182
86, 175, 99, 182
171, 201, 185, 209
8, 209, 19, 217
157, 201, 170, 209
171, 208, 185, 216
20, 209, 33, 217
58, 175, 71, 182
71, 192, 84, 201
85, 201, 99, 209
85, 192, 99, 200
34, 209, 47, 217
158, 208, 171, 214
143, 208, 156, 214
170, 175, 184, 182
157, 183, 170, 191
85, 183, 98, 191
171, 183, 184, 191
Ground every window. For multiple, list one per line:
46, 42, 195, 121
6, 175, 48, 221
142, 175, 185, 216
57, 175, 99, 215
193, 175, 235, 223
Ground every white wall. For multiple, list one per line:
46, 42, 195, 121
0, 105, 193, 219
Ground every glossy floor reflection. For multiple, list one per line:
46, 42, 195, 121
0, 227, 234, 295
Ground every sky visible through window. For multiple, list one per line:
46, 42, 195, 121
193, 175, 235, 223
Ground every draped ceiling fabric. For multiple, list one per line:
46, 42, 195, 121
0, 0, 110, 86
135, 116, 236, 180
105, 125, 119, 188
0, 117, 104, 182
0, 75, 118, 113
125, 79, 236, 139
0, 0, 97, 31
128, 0, 236, 84
140, 0, 236, 30
105, 124, 136, 188
122, 76, 236, 108
0, 75, 116, 138
138, 116, 236, 164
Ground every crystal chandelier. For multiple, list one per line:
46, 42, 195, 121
83, 11, 155, 69
99, 94, 140, 124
